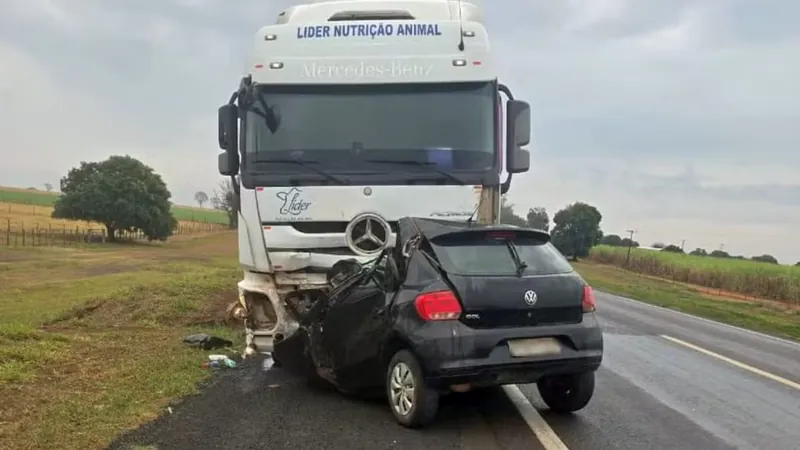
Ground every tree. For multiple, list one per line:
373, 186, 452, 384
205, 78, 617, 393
52, 155, 177, 242
526, 207, 550, 231
689, 248, 708, 256
662, 244, 684, 253
601, 234, 623, 246
44, 183, 53, 192
550, 202, 603, 260
751, 254, 778, 264
499, 197, 528, 227
651, 242, 665, 249
212, 178, 239, 228
795, 262, 800, 266
621, 237, 639, 248
194, 191, 209, 208
709, 250, 730, 258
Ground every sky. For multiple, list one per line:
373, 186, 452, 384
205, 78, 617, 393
0, 0, 798, 262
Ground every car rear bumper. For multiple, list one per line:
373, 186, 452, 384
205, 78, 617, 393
409, 313, 604, 388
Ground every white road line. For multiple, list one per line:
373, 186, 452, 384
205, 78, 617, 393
601, 292, 800, 348
661, 335, 800, 391
503, 385, 570, 450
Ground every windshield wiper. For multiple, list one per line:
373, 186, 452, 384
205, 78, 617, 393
252, 158, 349, 185
504, 239, 528, 277
364, 159, 466, 185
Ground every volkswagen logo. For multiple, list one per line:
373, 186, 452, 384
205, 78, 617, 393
345, 213, 392, 257
523, 290, 538, 306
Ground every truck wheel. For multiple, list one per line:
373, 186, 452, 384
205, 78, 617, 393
386, 350, 439, 428
537, 372, 595, 413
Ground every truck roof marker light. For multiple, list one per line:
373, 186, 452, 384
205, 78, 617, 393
453, 59, 467, 67
269, 62, 284, 70
472, 60, 482, 66
256, 187, 264, 191
462, 30, 475, 37
254, 64, 263, 69
263, 226, 272, 231
264, 34, 277, 41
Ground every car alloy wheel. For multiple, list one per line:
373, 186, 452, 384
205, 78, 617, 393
390, 362, 415, 416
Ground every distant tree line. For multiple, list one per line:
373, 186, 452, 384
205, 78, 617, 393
43, 158, 798, 263
500, 198, 602, 261
598, 236, 784, 265
501, 198, 794, 265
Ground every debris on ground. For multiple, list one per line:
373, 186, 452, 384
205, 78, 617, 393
201, 354, 238, 369
182, 333, 233, 350
262, 353, 275, 371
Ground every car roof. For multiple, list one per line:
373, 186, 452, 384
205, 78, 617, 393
396, 217, 551, 244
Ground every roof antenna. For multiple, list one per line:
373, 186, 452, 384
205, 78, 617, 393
466, 188, 483, 225
456, 0, 465, 51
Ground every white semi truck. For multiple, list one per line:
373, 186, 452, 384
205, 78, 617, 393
216, 0, 531, 356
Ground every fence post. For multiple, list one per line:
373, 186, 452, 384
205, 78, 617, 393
5, 219, 9, 247
22, 228, 26, 246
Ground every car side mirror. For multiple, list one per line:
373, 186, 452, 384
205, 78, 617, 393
218, 104, 239, 176
505, 99, 531, 174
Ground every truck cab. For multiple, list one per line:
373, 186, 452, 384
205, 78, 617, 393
217, 0, 531, 355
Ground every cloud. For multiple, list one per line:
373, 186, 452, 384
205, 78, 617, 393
0, 0, 797, 262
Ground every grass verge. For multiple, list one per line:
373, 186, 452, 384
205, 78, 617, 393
574, 261, 800, 341
0, 232, 243, 450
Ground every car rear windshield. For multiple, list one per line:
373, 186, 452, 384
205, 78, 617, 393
429, 230, 574, 276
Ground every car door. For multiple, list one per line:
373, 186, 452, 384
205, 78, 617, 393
322, 275, 390, 388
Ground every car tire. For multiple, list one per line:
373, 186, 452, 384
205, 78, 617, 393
537, 372, 595, 413
386, 350, 439, 428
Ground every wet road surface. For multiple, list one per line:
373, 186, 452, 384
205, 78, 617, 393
109, 292, 800, 450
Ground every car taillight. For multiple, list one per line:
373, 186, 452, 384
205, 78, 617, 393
582, 285, 596, 313
414, 290, 462, 321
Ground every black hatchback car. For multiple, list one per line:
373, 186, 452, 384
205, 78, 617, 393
274, 217, 603, 428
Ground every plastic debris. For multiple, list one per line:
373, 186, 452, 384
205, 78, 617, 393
262, 353, 275, 371
183, 333, 233, 350
200, 356, 236, 369
201, 354, 238, 369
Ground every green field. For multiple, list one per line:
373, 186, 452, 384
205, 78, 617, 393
589, 245, 800, 305
0, 186, 228, 225
0, 233, 241, 450
574, 262, 800, 341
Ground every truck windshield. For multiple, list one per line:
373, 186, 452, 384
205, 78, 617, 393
242, 82, 496, 174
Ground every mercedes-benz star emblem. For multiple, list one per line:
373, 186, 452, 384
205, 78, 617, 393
523, 290, 538, 306
345, 213, 391, 257
363, 187, 372, 196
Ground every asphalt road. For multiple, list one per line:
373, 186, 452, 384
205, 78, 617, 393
109, 292, 800, 450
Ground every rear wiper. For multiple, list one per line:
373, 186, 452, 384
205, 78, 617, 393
364, 159, 466, 185
504, 239, 528, 277
252, 158, 349, 185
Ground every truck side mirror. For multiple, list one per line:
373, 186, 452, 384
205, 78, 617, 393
505, 100, 531, 174
218, 104, 240, 176
218, 152, 239, 177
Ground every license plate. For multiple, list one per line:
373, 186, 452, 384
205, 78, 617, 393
507, 338, 562, 357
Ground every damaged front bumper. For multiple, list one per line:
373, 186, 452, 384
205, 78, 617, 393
233, 271, 325, 356
233, 269, 343, 357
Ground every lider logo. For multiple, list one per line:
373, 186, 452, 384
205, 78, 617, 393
276, 188, 311, 215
